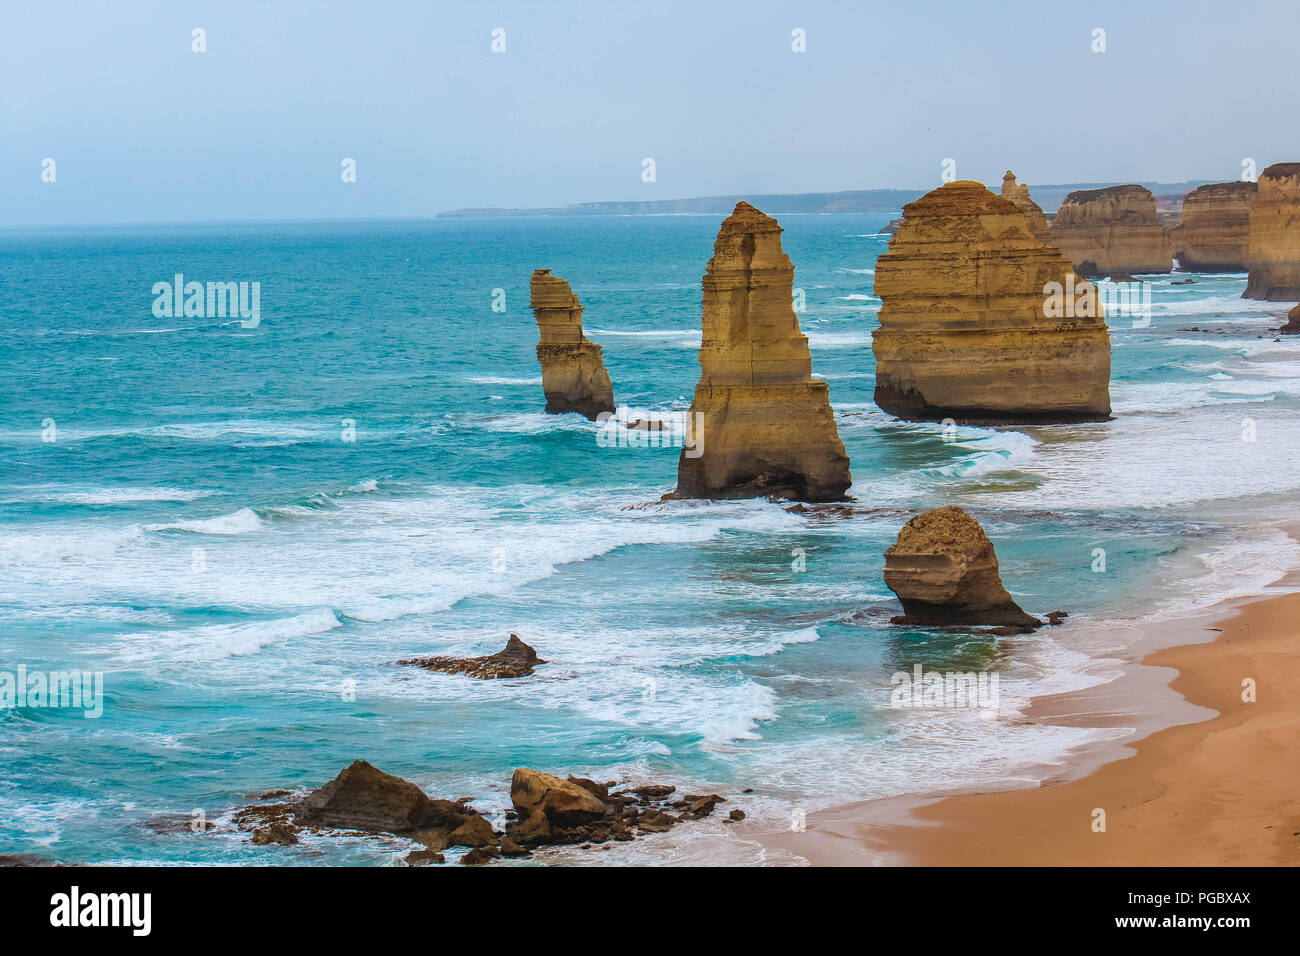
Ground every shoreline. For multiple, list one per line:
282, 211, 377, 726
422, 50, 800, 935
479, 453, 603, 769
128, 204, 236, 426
752, 558, 1300, 866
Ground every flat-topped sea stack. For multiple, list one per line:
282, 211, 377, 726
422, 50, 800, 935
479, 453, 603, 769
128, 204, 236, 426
1000, 171, 1051, 243
1244, 163, 1300, 301
1173, 181, 1256, 271
1049, 184, 1173, 277
529, 270, 616, 420
884, 507, 1041, 629
674, 202, 851, 501
872, 180, 1111, 424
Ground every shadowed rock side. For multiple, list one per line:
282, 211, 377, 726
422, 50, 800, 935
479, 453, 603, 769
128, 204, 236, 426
871, 180, 1111, 424
885, 507, 1042, 629
674, 202, 852, 501
398, 634, 546, 679
529, 270, 616, 420
1050, 184, 1174, 277
1244, 163, 1300, 301
1000, 171, 1051, 243
1171, 181, 1256, 272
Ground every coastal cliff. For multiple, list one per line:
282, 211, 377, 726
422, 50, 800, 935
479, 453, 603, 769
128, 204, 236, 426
1049, 184, 1174, 277
871, 180, 1111, 424
674, 202, 852, 501
1172, 181, 1256, 272
1000, 171, 1051, 243
1243, 163, 1300, 300
529, 270, 616, 420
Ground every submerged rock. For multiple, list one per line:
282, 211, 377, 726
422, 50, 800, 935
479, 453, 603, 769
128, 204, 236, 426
530, 269, 616, 420
872, 180, 1111, 424
398, 634, 546, 679
884, 506, 1042, 629
1050, 184, 1173, 277
1244, 163, 1300, 301
674, 201, 852, 501
1172, 181, 1256, 272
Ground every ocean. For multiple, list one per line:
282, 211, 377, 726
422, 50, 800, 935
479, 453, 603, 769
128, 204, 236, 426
2, 214, 1298, 865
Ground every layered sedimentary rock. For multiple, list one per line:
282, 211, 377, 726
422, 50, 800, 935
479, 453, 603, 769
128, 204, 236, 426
1172, 181, 1256, 271
1049, 184, 1173, 276
884, 507, 1041, 628
674, 202, 852, 501
872, 180, 1111, 423
529, 270, 616, 419
1244, 163, 1300, 300
398, 634, 545, 679
1000, 171, 1051, 243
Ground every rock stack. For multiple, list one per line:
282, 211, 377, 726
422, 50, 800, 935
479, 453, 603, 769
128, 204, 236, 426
1000, 171, 1052, 243
871, 180, 1111, 424
674, 202, 852, 501
884, 506, 1041, 629
530, 269, 616, 420
1172, 181, 1256, 272
1243, 163, 1300, 301
1049, 185, 1174, 277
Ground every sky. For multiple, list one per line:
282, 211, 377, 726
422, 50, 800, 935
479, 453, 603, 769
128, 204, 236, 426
1, 0, 1297, 225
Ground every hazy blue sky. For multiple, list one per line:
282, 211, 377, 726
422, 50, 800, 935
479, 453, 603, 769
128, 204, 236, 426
2, 0, 1296, 225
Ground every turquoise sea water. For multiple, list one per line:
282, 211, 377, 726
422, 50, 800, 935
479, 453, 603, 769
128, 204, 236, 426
2, 215, 1299, 865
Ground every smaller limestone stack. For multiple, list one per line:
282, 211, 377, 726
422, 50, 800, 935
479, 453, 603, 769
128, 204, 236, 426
1050, 185, 1174, 277
1244, 163, 1300, 301
1000, 171, 1051, 243
1173, 182, 1256, 271
884, 507, 1041, 628
674, 202, 852, 501
872, 180, 1111, 423
530, 270, 616, 420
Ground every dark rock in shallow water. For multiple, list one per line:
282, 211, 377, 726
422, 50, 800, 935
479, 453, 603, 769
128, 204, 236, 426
404, 848, 445, 866
1280, 304, 1300, 334
460, 845, 501, 865
298, 759, 480, 834
250, 822, 299, 846
884, 507, 1043, 629
398, 634, 546, 679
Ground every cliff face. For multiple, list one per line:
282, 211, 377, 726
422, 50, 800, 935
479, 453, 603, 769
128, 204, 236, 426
871, 180, 1111, 424
1049, 184, 1174, 277
1000, 171, 1051, 243
1244, 163, 1300, 301
884, 506, 1041, 628
529, 270, 616, 420
674, 202, 852, 501
1172, 181, 1256, 271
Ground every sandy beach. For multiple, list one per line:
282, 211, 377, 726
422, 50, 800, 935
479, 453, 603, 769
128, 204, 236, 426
757, 568, 1300, 867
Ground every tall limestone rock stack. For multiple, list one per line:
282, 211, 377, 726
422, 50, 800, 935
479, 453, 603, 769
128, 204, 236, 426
872, 180, 1111, 424
674, 202, 852, 501
1243, 163, 1300, 301
1000, 171, 1051, 243
529, 269, 616, 420
1049, 184, 1174, 277
1172, 181, 1256, 272
884, 506, 1042, 628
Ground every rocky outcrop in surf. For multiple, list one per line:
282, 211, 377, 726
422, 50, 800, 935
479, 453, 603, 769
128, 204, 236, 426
1281, 303, 1300, 334
398, 634, 546, 679
884, 507, 1042, 630
1243, 163, 1300, 301
1171, 181, 1256, 272
871, 180, 1111, 424
674, 201, 852, 501
1000, 171, 1051, 243
1050, 185, 1173, 277
530, 269, 616, 420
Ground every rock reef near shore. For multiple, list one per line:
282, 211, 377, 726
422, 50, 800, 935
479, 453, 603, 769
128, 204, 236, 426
398, 634, 546, 679
871, 180, 1111, 424
1000, 171, 1051, 243
674, 201, 852, 501
530, 269, 616, 420
884, 506, 1042, 629
1171, 181, 1255, 272
1243, 163, 1300, 301
1050, 184, 1173, 277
